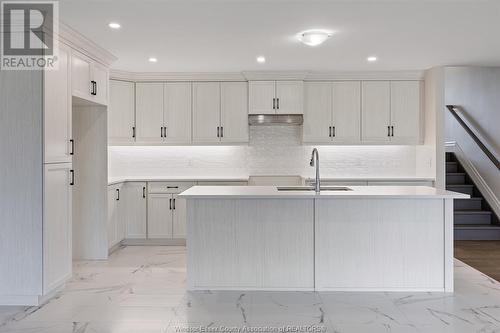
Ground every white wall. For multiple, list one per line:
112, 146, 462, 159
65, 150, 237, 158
444, 66, 500, 205
109, 126, 421, 179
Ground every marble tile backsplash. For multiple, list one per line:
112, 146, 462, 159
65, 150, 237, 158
109, 126, 427, 178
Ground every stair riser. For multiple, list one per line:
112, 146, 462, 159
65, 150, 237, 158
448, 186, 473, 195
447, 174, 466, 185
454, 199, 482, 210
446, 164, 458, 173
454, 214, 491, 225
455, 229, 500, 240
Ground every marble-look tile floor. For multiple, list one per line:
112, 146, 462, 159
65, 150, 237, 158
1, 246, 500, 333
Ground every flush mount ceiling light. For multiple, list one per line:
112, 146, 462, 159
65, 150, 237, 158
108, 22, 121, 29
298, 30, 332, 47
367, 56, 378, 62
148, 57, 158, 63
256, 56, 266, 63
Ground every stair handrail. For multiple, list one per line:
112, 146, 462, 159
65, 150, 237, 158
446, 105, 500, 170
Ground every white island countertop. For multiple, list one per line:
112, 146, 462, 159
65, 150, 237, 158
179, 185, 469, 199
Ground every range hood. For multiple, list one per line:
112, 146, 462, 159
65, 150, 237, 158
248, 114, 303, 126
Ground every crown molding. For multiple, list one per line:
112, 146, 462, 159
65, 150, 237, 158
305, 70, 424, 81
110, 70, 246, 82
242, 71, 309, 81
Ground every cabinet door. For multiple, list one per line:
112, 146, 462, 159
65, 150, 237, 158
192, 82, 221, 143
172, 194, 187, 238
108, 80, 135, 144
124, 182, 147, 239
220, 82, 248, 143
361, 81, 391, 142
91, 62, 109, 106
303, 82, 332, 143
276, 81, 303, 114
332, 81, 361, 143
164, 82, 192, 144
147, 194, 173, 238
390, 81, 421, 144
248, 81, 275, 114
136, 83, 164, 143
44, 44, 71, 163
107, 185, 120, 248
43, 163, 72, 293
71, 51, 92, 101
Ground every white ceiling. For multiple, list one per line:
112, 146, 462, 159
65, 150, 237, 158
59, 0, 500, 72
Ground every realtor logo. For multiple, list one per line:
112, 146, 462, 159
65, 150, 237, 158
1, 1, 59, 70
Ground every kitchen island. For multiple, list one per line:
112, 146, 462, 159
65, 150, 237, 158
179, 186, 468, 292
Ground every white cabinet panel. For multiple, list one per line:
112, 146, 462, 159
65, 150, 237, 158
172, 194, 186, 238
192, 82, 221, 143
361, 81, 391, 142
249, 81, 275, 114
136, 83, 164, 143
92, 62, 109, 106
43, 163, 72, 293
332, 81, 361, 143
148, 193, 173, 238
107, 185, 121, 248
390, 81, 421, 144
275, 81, 303, 115
220, 82, 248, 143
108, 80, 135, 144
44, 45, 71, 163
303, 82, 332, 143
123, 182, 147, 239
71, 51, 92, 101
164, 82, 192, 144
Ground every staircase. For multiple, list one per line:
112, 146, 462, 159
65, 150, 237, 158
446, 152, 500, 240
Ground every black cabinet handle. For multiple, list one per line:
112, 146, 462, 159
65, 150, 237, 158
69, 139, 74, 155
172, 198, 176, 210
169, 198, 172, 210
116, 188, 120, 201
166, 186, 179, 189
220, 126, 224, 138
276, 98, 280, 110
164, 126, 167, 138
387, 126, 391, 137
160, 127, 164, 138
90, 81, 97, 96
328, 126, 332, 138
332, 126, 336, 137
272, 98, 276, 110
94, 81, 97, 96
70, 169, 75, 186
132, 126, 136, 138
217, 126, 220, 138
142, 186, 146, 198
391, 126, 394, 137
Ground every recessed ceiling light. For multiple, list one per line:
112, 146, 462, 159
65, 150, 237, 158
108, 22, 121, 29
148, 57, 158, 63
298, 30, 332, 47
367, 56, 378, 62
256, 56, 266, 64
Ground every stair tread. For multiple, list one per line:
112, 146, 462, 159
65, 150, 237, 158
455, 210, 492, 215
455, 224, 500, 229
447, 184, 473, 187
446, 161, 458, 164
446, 172, 466, 176
456, 197, 482, 200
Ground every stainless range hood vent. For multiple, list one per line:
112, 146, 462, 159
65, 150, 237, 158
248, 114, 303, 126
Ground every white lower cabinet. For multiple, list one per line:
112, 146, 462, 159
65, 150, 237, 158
107, 184, 122, 249
123, 182, 147, 239
147, 193, 174, 239
43, 163, 73, 293
172, 194, 187, 238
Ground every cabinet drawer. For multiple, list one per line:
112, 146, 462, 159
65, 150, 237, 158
148, 182, 196, 194
197, 181, 248, 186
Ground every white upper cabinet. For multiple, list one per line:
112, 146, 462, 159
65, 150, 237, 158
71, 51, 109, 105
303, 81, 360, 144
108, 80, 135, 144
303, 82, 332, 143
135, 83, 164, 143
164, 82, 192, 144
220, 82, 248, 143
275, 81, 303, 114
44, 44, 72, 163
332, 81, 361, 143
249, 81, 303, 115
361, 81, 391, 142
390, 81, 422, 144
192, 82, 221, 143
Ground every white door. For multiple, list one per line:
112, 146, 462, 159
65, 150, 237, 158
71, 51, 92, 101
332, 81, 361, 143
136, 83, 164, 143
248, 81, 275, 114
44, 44, 71, 163
107, 185, 120, 248
147, 194, 173, 238
390, 81, 421, 144
172, 194, 187, 238
164, 82, 192, 144
91, 62, 109, 106
43, 163, 72, 293
108, 80, 135, 144
192, 82, 221, 143
275, 81, 303, 114
303, 82, 332, 143
361, 81, 391, 142
124, 182, 147, 239
220, 82, 248, 143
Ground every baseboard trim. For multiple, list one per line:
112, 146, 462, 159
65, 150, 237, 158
0, 283, 65, 306
122, 238, 186, 246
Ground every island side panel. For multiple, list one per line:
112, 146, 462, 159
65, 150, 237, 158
315, 198, 445, 291
444, 198, 454, 292
186, 198, 314, 290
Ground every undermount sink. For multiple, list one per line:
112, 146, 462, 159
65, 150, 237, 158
276, 186, 352, 191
